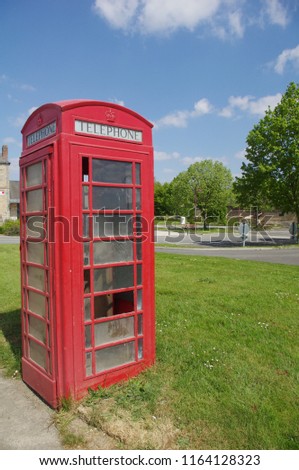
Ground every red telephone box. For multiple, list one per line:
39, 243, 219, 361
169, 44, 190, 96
20, 100, 155, 408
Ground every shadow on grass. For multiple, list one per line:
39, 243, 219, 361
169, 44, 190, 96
0, 309, 22, 373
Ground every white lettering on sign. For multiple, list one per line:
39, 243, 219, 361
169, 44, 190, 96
27, 122, 57, 147
75, 120, 143, 143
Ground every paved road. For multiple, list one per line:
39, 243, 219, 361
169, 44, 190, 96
155, 246, 299, 266
154, 228, 299, 265
155, 228, 292, 245
1, 234, 298, 265
0, 235, 20, 244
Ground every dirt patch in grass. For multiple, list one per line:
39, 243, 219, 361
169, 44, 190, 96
75, 398, 180, 450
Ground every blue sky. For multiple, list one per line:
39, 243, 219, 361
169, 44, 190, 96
1, 0, 299, 182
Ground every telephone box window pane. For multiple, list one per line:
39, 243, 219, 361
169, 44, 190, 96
93, 214, 133, 237
27, 266, 45, 291
137, 239, 142, 260
82, 186, 89, 209
93, 240, 133, 265
28, 290, 46, 317
26, 216, 45, 239
92, 160, 132, 184
26, 162, 42, 188
29, 316, 46, 344
94, 290, 134, 318
137, 290, 143, 311
136, 163, 141, 185
84, 270, 90, 293
138, 314, 143, 335
94, 265, 134, 293
85, 352, 92, 376
85, 325, 92, 348
83, 242, 90, 266
29, 340, 47, 370
27, 242, 44, 265
113, 290, 134, 315
94, 293, 113, 318
26, 189, 43, 212
138, 339, 143, 360
92, 187, 133, 210
137, 265, 142, 286
48, 326, 51, 348
96, 341, 135, 373
136, 189, 141, 210
135, 215, 142, 235
82, 157, 89, 182
84, 297, 91, 321
83, 214, 89, 238
95, 317, 134, 346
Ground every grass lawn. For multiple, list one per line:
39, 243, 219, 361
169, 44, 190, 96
0, 245, 22, 375
0, 245, 298, 449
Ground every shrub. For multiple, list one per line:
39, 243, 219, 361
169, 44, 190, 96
0, 219, 20, 236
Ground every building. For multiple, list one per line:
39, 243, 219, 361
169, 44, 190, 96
0, 145, 20, 223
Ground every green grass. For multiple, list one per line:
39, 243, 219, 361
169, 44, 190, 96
0, 245, 298, 449
0, 245, 21, 375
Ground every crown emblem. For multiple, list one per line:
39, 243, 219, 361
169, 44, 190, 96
105, 109, 116, 122
37, 113, 43, 127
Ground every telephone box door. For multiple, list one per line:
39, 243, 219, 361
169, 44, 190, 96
70, 145, 155, 395
20, 147, 57, 407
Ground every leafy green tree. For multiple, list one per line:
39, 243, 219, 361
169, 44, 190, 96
154, 181, 174, 216
234, 82, 299, 225
171, 160, 234, 228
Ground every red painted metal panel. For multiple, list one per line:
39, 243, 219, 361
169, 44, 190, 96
20, 101, 155, 407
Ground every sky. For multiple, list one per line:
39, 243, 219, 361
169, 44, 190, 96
1, 0, 299, 183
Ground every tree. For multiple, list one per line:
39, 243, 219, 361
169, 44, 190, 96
171, 160, 234, 228
234, 82, 299, 225
154, 181, 174, 216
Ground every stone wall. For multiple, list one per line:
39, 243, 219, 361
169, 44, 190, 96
0, 145, 10, 222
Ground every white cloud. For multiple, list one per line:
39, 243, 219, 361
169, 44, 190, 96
3, 137, 21, 148
218, 106, 234, 118
19, 83, 36, 92
9, 114, 26, 128
155, 151, 180, 161
93, 0, 291, 37
228, 10, 244, 38
263, 0, 289, 27
155, 110, 190, 128
181, 156, 204, 165
193, 98, 214, 116
110, 98, 125, 106
157, 167, 177, 182
228, 95, 253, 110
235, 149, 246, 160
28, 106, 38, 115
92, 0, 139, 30
138, 0, 221, 34
249, 94, 282, 115
219, 93, 282, 117
155, 98, 213, 128
182, 154, 229, 166
273, 44, 299, 74
156, 92, 281, 130
9, 107, 39, 128
92, 0, 249, 37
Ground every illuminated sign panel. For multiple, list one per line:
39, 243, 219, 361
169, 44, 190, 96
75, 120, 143, 143
27, 122, 56, 146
